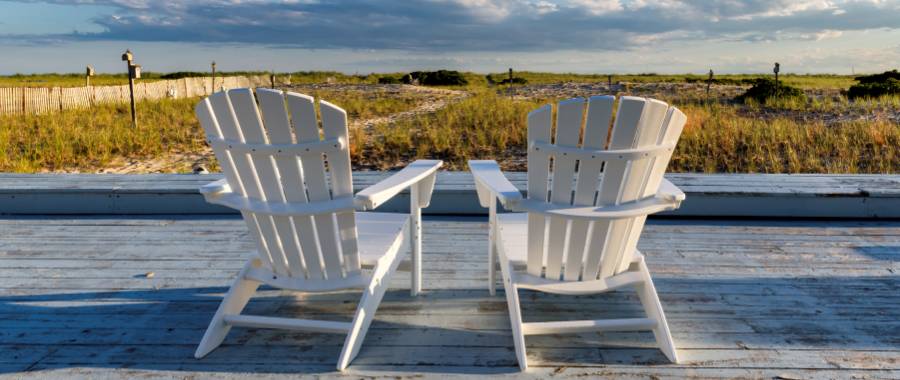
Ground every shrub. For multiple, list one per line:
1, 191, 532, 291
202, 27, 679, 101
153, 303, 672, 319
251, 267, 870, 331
159, 72, 210, 79
736, 78, 805, 104
847, 70, 900, 99
400, 70, 468, 86
854, 69, 900, 84
377, 76, 401, 84
485, 74, 527, 85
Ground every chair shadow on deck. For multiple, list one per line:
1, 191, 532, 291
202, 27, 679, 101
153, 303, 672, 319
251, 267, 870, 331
2, 273, 898, 375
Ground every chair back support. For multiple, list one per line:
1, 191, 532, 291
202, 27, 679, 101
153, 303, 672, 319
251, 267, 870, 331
525, 96, 686, 281
196, 88, 360, 281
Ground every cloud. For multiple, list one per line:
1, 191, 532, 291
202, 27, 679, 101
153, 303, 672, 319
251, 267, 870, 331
3, 0, 899, 51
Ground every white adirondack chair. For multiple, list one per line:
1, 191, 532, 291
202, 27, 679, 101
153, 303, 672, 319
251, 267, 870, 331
469, 95, 687, 370
193, 88, 442, 370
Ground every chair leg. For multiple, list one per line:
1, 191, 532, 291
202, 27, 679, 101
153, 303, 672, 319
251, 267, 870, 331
337, 246, 404, 370
488, 199, 497, 296
488, 236, 497, 296
503, 281, 528, 370
410, 193, 423, 296
635, 259, 679, 363
195, 263, 260, 359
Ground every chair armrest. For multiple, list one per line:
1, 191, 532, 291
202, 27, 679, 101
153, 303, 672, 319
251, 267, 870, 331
519, 193, 680, 221
355, 159, 443, 211
468, 160, 523, 210
658, 177, 686, 203
199, 179, 230, 199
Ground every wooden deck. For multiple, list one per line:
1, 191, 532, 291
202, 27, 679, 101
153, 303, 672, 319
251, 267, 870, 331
3, 173, 900, 217
1, 215, 898, 378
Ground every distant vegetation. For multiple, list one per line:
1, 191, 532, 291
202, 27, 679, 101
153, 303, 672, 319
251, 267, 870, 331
848, 70, 900, 99
400, 70, 469, 86
1, 69, 898, 174
485, 74, 527, 85
736, 78, 806, 104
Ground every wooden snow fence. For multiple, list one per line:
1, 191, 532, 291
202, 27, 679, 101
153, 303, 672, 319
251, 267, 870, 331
0, 75, 275, 115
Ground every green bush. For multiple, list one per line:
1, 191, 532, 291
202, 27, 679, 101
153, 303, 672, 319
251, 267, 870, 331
401, 70, 468, 86
377, 76, 401, 84
854, 69, 900, 84
485, 74, 527, 85
847, 70, 900, 99
736, 78, 805, 104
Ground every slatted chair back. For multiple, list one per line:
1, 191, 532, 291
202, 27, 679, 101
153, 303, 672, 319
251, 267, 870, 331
195, 88, 360, 281
525, 95, 686, 281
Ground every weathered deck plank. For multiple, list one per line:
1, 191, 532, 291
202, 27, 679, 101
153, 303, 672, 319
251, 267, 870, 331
1, 173, 900, 217
0, 215, 898, 378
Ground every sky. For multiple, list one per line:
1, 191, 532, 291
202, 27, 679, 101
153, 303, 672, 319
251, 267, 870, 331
0, 0, 899, 75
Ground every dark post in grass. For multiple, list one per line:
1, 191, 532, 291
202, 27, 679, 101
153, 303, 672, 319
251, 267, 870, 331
773, 62, 780, 98
508, 68, 514, 98
270, 71, 276, 88
86, 65, 95, 108
85, 65, 94, 87
608, 74, 613, 89
122, 49, 141, 128
706, 69, 713, 101
211, 61, 217, 93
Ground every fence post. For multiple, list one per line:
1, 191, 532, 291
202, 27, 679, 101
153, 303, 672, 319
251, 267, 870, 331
508, 68, 513, 98
122, 49, 141, 128
706, 69, 713, 101
773, 62, 780, 98
211, 61, 216, 93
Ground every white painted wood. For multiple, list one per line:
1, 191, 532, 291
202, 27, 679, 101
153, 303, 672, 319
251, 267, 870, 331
204, 92, 278, 273
494, 221, 528, 371
468, 95, 687, 371
286, 92, 344, 280
194, 88, 442, 369
566, 95, 614, 281
223, 315, 351, 333
517, 196, 681, 220
227, 89, 293, 277
338, 220, 407, 370
521, 318, 657, 335
202, 193, 355, 217
255, 88, 314, 278
207, 136, 345, 156
526, 105, 552, 277
355, 160, 443, 210
488, 196, 498, 295
592, 96, 646, 280
320, 99, 361, 276
194, 262, 260, 359
469, 160, 523, 209
545, 98, 584, 281
530, 140, 676, 162
283, 92, 326, 280
635, 255, 680, 363
410, 183, 423, 295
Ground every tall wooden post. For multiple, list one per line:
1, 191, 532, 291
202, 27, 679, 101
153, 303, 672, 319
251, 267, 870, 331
270, 72, 275, 88
706, 69, 713, 100
508, 68, 513, 97
86, 65, 94, 87
773, 62, 780, 98
122, 49, 140, 128
608, 74, 613, 89
211, 61, 217, 93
